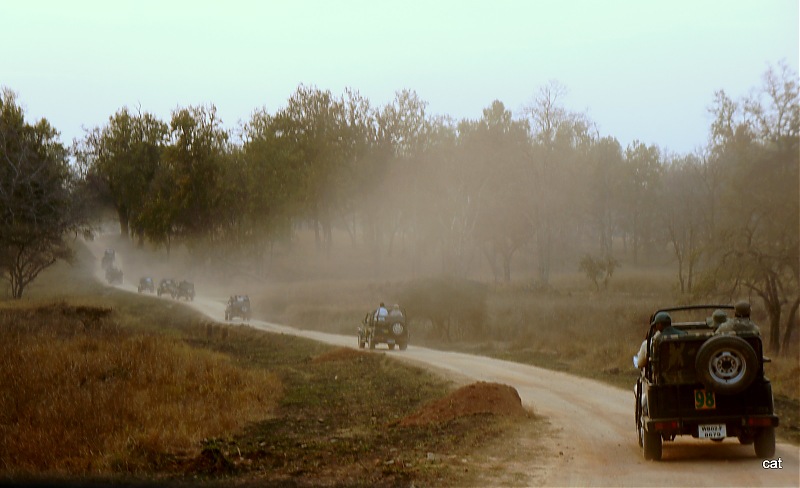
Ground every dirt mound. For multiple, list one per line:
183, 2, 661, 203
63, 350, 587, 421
311, 347, 369, 363
397, 382, 529, 427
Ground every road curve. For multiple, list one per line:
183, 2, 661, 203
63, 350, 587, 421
93, 250, 799, 487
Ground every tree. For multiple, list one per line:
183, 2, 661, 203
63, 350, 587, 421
463, 101, 532, 282
371, 90, 432, 274
74, 107, 168, 240
705, 62, 800, 354
162, 105, 229, 252
522, 81, 593, 286
579, 254, 620, 291
660, 155, 708, 294
270, 85, 351, 256
0, 89, 87, 298
585, 137, 625, 257
620, 141, 662, 265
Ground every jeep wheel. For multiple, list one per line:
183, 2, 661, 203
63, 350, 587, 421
754, 427, 775, 458
642, 427, 662, 461
696, 335, 758, 395
368, 335, 376, 350
358, 336, 365, 349
388, 344, 395, 350
399, 342, 407, 351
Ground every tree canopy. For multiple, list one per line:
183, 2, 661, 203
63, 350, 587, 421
0, 89, 88, 298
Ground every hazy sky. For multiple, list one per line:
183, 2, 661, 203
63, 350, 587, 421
3, 0, 798, 154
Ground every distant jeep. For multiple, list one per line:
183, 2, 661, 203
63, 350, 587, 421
358, 305, 409, 350
138, 277, 155, 293
635, 305, 778, 461
176, 280, 195, 301
105, 266, 123, 285
225, 295, 251, 322
101, 249, 115, 269
157, 278, 177, 299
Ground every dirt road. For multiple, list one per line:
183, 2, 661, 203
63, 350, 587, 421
94, 252, 798, 486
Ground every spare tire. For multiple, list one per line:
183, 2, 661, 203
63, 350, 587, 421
695, 335, 759, 395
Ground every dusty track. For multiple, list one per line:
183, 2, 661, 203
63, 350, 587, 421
91, 243, 799, 487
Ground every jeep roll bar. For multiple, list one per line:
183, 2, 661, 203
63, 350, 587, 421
643, 305, 735, 381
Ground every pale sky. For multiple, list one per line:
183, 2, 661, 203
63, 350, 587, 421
3, 0, 798, 155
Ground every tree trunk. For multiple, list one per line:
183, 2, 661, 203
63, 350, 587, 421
482, 245, 500, 283
502, 248, 513, 282
782, 297, 799, 355
759, 275, 782, 354
117, 206, 130, 239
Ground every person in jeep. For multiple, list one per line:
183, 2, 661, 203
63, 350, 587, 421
634, 311, 685, 369
374, 302, 388, 322
715, 300, 760, 335
706, 309, 728, 329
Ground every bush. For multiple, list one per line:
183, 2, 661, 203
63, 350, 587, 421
399, 277, 487, 341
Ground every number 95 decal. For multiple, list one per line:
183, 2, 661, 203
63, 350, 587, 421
694, 389, 716, 410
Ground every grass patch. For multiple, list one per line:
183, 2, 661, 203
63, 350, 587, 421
0, 302, 282, 476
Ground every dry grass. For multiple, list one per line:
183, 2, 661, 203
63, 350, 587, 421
0, 302, 282, 475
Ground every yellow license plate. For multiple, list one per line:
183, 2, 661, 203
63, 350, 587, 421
694, 389, 716, 410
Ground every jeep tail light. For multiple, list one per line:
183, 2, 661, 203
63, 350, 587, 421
654, 421, 679, 431
746, 417, 773, 427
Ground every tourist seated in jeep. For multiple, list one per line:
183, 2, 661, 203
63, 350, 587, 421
634, 304, 778, 461
715, 301, 761, 336
706, 309, 728, 329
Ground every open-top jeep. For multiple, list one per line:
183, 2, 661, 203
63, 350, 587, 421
635, 305, 778, 461
176, 280, 195, 301
101, 249, 115, 269
105, 266, 123, 284
358, 305, 409, 350
157, 278, 177, 298
138, 277, 155, 293
225, 295, 251, 322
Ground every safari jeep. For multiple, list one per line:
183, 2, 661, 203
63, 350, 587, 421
176, 280, 195, 301
105, 266, 123, 284
157, 278, 178, 299
358, 306, 409, 350
138, 277, 155, 293
101, 249, 115, 269
225, 295, 251, 322
635, 305, 778, 461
